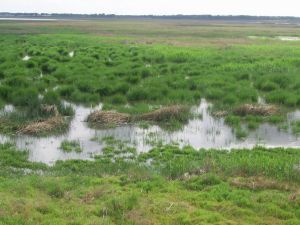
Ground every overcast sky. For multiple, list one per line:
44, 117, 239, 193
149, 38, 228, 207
1, 0, 299, 17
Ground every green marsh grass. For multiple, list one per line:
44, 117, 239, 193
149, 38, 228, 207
2, 19, 300, 224
2, 30, 300, 134
0, 143, 300, 224
60, 140, 82, 153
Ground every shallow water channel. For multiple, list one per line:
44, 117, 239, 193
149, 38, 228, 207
1, 99, 300, 165
248, 36, 300, 41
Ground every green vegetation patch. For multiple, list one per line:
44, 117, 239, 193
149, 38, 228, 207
2, 20, 300, 224
2, 29, 300, 134
59, 140, 82, 153
0, 143, 300, 224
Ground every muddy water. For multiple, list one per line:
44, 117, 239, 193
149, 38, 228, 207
1, 99, 300, 165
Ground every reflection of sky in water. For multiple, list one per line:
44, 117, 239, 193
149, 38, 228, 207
248, 36, 300, 41
1, 99, 300, 165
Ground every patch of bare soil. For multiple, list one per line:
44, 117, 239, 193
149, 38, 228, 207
234, 104, 278, 116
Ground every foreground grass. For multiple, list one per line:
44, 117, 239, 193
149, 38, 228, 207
0, 143, 300, 225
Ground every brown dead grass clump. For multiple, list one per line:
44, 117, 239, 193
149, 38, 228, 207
126, 209, 156, 225
230, 177, 297, 191
289, 191, 300, 202
138, 105, 188, 122
87, 111, 130, 125
0, 208, 5, 217
18, 116, 66, 135
234, 104, 278, 116
80, 187, 110, 204
212, 110, 228, 117
40, 104, 59, 117
87, 105, 189, 126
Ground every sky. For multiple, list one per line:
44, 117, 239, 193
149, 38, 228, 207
0, 0, 299, 17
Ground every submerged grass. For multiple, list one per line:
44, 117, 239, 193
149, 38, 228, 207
59, 140, 82, 153
291, 120, 300, 135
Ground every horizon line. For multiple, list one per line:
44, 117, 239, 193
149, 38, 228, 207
1, 12, 300, 19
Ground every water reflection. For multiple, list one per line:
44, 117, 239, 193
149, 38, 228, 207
22, 55, 31, 61
1, 99, 300, 164
248, 36, 300, 41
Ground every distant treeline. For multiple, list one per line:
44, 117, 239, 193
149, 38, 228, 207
1, 12, 300, 22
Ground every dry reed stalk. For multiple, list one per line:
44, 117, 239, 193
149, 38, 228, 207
18, 116, 65, 135
87, 111, 130, 125
234, 104, 278, 116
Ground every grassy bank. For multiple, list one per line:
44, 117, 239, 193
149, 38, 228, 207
0, 142, 300, 224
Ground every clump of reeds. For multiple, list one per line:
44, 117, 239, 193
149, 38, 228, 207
87, 105, 190, 127
87, 111, 130, 125
18, 116, 66, 135
138, 105, 189, 122
234, 104, 278, 116
212, 110, 228, 117
40, 104, 59, 117
230, 176, 296, 191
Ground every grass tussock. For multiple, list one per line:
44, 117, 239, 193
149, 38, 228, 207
229, 176, 297, 191
234, 104, 278, 116
87, 111, 130, 125
40, 104, 59, 117
87, 105, 190, 128
18, 116, 67, 135
138, 105, 189, 122
60, 140, 82, 153
0, 103, 73, 135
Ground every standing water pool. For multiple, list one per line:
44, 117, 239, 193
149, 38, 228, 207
1, 99, 300, 165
